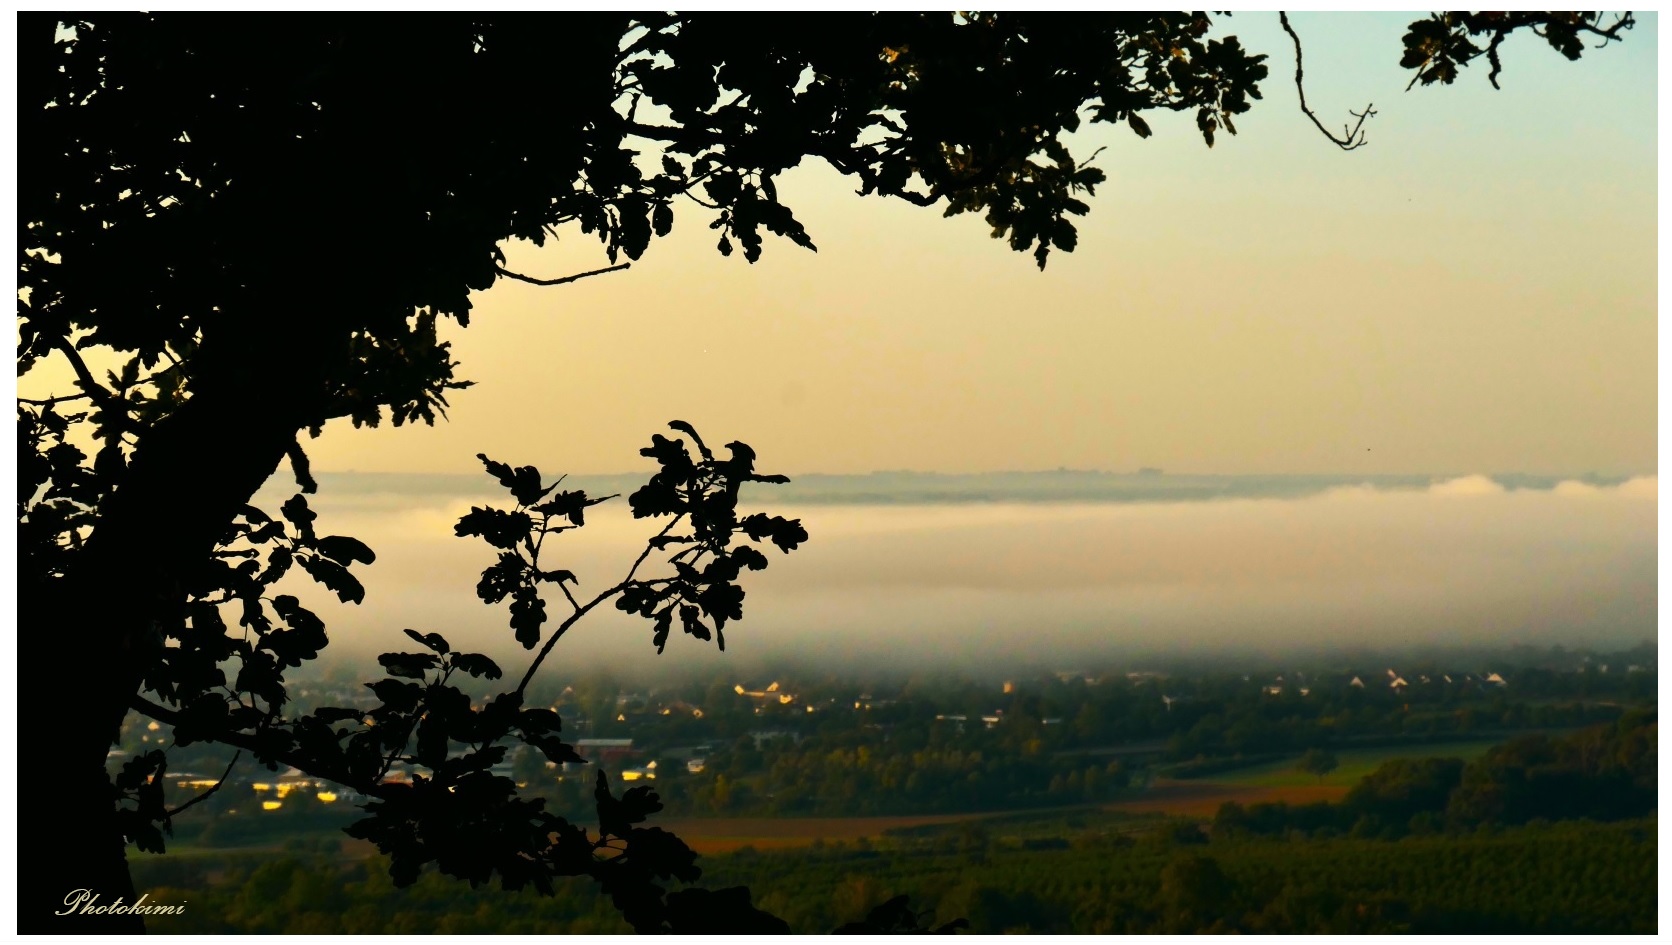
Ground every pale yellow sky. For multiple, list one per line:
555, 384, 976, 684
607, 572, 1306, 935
22, 13, 1654, 671
296, 13, 1655, 479
23, 14, 1657, 479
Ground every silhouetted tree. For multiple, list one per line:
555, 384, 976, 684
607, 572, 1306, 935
17, 12, 1634, 933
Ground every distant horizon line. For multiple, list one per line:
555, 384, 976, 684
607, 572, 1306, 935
290, 468, 1656, 481
253, 468, 1655, 505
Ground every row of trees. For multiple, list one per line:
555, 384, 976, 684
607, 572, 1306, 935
581, 661, 1649, 759
1213, 712, 1657, 839
131, 815, 1657, 933
113, 654, 1648, 829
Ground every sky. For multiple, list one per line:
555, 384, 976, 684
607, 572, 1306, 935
292, 11, 1657, 481
249, 14, 1662, 671
21, 13, 1662, 671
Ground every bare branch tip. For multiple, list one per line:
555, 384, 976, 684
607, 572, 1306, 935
495, 262, 632, 288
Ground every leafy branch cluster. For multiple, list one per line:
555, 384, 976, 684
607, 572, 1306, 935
617, 421, 808, 654
141, 495, 372, 726
18, 402, 104, 584
119, 422, 803, 932
455, 455, 613, 651
1399, 11, 1636, 90
615, 13, 1270, 270
17, 338, 202, 578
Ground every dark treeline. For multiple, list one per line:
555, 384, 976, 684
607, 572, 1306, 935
1213, 710, 1657, 840
123, 646, 1655, 824
533, 654, 1647, 819
120, 657, 1657, 934
132, 817, 1656, 934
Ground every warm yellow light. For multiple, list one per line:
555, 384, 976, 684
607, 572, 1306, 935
261, 800, 282, 811
252, 783, 272, 792
620, 771, 643, 782
317, 791, 339, 803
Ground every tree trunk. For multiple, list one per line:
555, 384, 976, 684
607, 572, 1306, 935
19, 316, 343, 932
19, 681, 145, 933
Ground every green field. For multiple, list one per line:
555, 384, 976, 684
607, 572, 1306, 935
1209, 740, 1503, 789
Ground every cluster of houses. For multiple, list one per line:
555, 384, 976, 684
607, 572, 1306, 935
1252, 669, 1510, 698
1146, 669, 1520, 711
121, 659, 1654, 815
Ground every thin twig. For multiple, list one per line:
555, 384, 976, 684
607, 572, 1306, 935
1280, 12, 1375, 151
18, 392, 90, 405
1485, 29, 1508, 89
623, 515, 684, 588
495, 262, 631, 287
1580, 12, 1636, 45
164, 751, 241, 821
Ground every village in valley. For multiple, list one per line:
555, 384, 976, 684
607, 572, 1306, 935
113, 643, 1653, 823
112, 639, 1657, 933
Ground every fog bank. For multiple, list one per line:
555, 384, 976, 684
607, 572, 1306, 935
260, 475, 1656, 676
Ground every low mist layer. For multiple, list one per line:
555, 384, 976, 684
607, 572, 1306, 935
261, 474, 1657, 676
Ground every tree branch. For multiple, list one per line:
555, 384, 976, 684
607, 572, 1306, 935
1485, 29, 1508, 89
1578, 12, 1636, 45
558, 580, 582, 613
495, 262, 631, 287
514, 583, 624, 697
623, 514, 684, 588
1280, 12, 1375, 152
131, 695, 389, 799
49, 335, 122, 410
286, 438, 318, 494
515, 514, 685, 696
164, 751, 241, 822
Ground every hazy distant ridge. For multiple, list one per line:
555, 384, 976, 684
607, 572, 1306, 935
286, 470, 1638, 506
